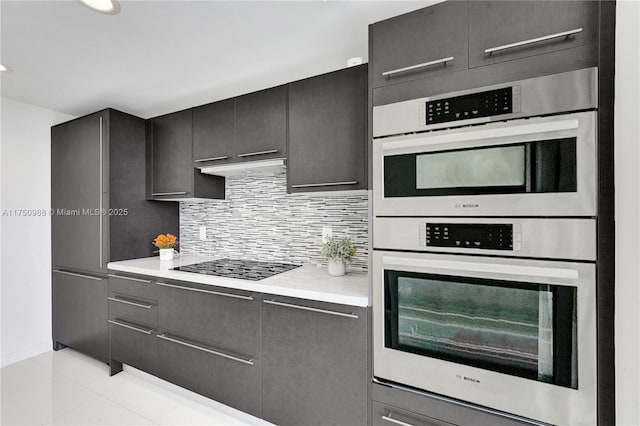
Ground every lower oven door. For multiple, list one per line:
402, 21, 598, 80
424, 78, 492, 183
373, 250, 596, 426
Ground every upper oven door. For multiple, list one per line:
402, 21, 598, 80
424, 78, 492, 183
373, 111, 596, 217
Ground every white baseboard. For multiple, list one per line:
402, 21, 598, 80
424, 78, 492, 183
0, 341, 51, 368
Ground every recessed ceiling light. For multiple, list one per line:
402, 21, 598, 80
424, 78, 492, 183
79, 0, 120, 14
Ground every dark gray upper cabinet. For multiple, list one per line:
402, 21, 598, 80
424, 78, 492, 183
287, 65, 367, 193
234, 85, 287, 162
370, 1, 468, 89
192, 99, 235, 166
150, 110, 194, 196
468, 1, 599, 69
261, 297, 368, 426
148, 110, 224, 200
52, 112, 106, 273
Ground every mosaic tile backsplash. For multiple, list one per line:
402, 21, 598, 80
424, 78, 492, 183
179, 169, 369, 271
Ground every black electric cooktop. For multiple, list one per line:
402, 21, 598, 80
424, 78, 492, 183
173, 258, 300, 281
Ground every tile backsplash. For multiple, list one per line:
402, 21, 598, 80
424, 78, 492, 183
179, 169, 369, 270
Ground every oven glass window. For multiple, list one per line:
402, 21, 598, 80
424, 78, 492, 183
416, 145, 525, 190
384, 271, 577, 388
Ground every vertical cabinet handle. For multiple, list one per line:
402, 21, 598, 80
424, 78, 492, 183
99, 116, 103, 268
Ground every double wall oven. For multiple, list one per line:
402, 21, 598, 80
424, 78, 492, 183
372, 68, 598, 426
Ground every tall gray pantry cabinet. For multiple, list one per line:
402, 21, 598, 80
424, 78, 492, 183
51, 109, 178, 363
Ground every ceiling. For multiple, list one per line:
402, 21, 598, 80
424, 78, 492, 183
1, 0, 436, 119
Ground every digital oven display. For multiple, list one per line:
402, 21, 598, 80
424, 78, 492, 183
426, 87, 513, 125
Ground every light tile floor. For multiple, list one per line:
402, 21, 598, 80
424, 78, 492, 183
1, 348, 272, 426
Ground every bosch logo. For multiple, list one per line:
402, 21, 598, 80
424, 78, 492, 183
455, 203, 479, 209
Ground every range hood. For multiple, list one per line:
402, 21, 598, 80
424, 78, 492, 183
199, 158, 286, 177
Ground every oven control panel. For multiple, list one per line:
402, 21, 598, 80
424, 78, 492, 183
424, 223, 522, 251
425, 86, 521, 125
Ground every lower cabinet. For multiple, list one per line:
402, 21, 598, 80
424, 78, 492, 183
52, 270, 108, 363
372, 402, 455, 426
261, 297, 368, 426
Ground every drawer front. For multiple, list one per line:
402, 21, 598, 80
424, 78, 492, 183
371, 1, 468, 89
109, 318, 158, 376
156, 280, 259, 354
108, 273, 156, 300
372, 402, 456, 426
108, 294, 157, 327
469, 1, 599, 69
157, 333, 261, 417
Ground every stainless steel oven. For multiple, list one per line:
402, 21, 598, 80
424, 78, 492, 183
372, 246, 596, 426
372, 68, 597, 217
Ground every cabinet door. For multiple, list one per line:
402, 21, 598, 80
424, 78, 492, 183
51, 112, 107, 273
370, 1, 468, 89
192, 99, 235, 165
288, 65, 367, 193
151, 110, 193, 197
469, 1, 599, 69
52, 270, 108, 362
235, 86, 287, 162
109, 319, 157, 376
262, 297, 368, 426
372, 402, 456, 426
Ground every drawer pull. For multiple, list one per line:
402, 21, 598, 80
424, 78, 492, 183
382, 56, 454, 78
484, 28, 583, 55
194, 156, 228, 163
291, 181, 358, 188
237, 149, 278, 158
108, 319, 153, 335
107, 296, 153, 309
156, 333, 254, 366
381, 414, 415, 426
53, 270, 104, 281
151, 191, 188, 196
107, 274, 152, 284
263, 299, 358, 319
155, 281, 254, 301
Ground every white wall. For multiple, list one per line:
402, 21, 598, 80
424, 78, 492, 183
614, 1, 640, 425
0, 97, 74, 366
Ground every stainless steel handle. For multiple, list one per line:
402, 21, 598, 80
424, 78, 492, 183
156, 281, 254, 301
99, 116, 103, 269
291, 181, 358, 188
108, 319, 153, 335
381, 414, 415, 426
194, 156, 228, 163
382, 56, 454, 78
107, 274, 152, 284
53, 269, 104, 281
237, 149, 278, 158
263, 299, 358, 319
151, 191, 188, 196
485, 28, 582, 55
156, 334, 254, 366
107, 296, 153, 309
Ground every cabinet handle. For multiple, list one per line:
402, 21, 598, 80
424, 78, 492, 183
99, 116, 104, 269
237, 149, 278, 158
263, 299, 358, 319
291, 181, 358, 188
107, 296, 154, 309
484, 28, 583, 55
108, 319, 153, 335
382, 56, 454, 78
151, 191, 188, 196
107, 274, 152, 284
53, 269, 104, 281
155, 281, 254, 301
156, 333, 254, 366
381, 414, 415, 426
194, 156, 228, 163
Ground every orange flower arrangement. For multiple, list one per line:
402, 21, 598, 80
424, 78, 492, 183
153, 233, 178, 249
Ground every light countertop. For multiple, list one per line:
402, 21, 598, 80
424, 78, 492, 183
107, 255, 369, 307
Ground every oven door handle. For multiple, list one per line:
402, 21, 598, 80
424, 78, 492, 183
381, 118, 579, 155
382, 256, 578, 280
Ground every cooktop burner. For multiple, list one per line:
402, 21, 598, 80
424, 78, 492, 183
173, 258, 300, 281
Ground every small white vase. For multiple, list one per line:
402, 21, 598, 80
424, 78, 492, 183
159, 248, 174, 261
327, 259, 346, 277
